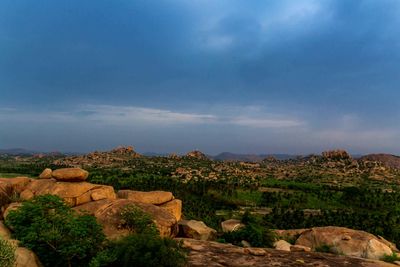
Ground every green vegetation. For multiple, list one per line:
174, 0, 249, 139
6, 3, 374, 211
381, 252, 400, 263
5, 195, 105, 267
120, 205, 158, 235
0, 237, 15, 267
222, 212, 275, 248
89, 234, 187, 267
90, 203, 186, 267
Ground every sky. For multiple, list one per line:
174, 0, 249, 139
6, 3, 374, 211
1, 0, 400, 155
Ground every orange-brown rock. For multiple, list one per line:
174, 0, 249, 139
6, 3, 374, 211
0, 177, 31, 193
295, 226, 394, 260
15, 247, 42, 267
20, 179, 116, 206
73, 199, 178, 239
159, 199, 182, 221
52, 168, 89, 182
178, 220, 217, 241
39, 168, 52, 179
117, 190, 173, 205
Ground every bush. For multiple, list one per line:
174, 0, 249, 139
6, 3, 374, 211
0, 237, 15, 267
5, 194, 105, 267
381, 252, 400, 263
89, 234, 187, 267
222, 211, 275, 248
120, 205, 158, 235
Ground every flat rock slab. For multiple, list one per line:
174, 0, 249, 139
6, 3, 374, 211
117, 190, 173, 205
177, 238, 397, 267
52, 168, 89, 182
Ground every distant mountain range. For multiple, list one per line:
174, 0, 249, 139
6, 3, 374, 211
210, 152, 298, 162
0, 148, 39, 155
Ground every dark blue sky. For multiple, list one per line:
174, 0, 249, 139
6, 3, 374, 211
1, 0, 400, 154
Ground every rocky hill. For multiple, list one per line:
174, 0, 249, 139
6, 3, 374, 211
53, 146, 141, 167
360, 154, 400, 170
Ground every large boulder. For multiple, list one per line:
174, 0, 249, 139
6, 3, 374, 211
178, 220, 217, 241
295, 226, 394, 260
51, 168, 89, 182
221, 219, 245, 233
73, 199, 178, 239
159, 199, 182, 221
20, 179, 116, 206
117, 190, 173, 205
39, 168, 52, 179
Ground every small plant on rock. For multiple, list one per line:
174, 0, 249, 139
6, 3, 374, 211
120, 204, 158, 235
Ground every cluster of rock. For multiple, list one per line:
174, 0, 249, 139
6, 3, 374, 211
273, 227, 399, 261
322, 149, 352, 160
53, 146, 141, 167
185, 150, 209, 160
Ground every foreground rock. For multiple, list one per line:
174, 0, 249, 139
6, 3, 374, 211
179, 238, 395, 267
117, 190, 173, 205
178, 220, 217, 241
73, 199, 178, 239
295, 226, 395, 260
20, 179, 116, 206
51, 168, 89, 182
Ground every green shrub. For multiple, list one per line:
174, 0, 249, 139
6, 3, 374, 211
120, 205, 158, 235
5, 194, 105, 267
89, 234, 187, 267
222, 212, 275, 248
381, 252, 400, 263
0, 237, 15, 267
315, 244, 332, 253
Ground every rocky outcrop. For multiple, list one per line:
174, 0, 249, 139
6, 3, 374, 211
179, 238, 395, 267
52, 168, 89, 182
73, 199, 178, 239
185, 150, 209, 160
53, 146, 141, 168
322, 150, 352, 160
178, 220, 217, 241
295, 226, 395, 260
117, 190, 173, 205
20, 179, 116, 206
221, 219, 245, 233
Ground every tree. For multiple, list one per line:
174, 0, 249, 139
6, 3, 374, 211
5, 195, 105, 267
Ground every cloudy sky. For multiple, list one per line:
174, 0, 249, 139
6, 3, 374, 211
1, 0, 400, 154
